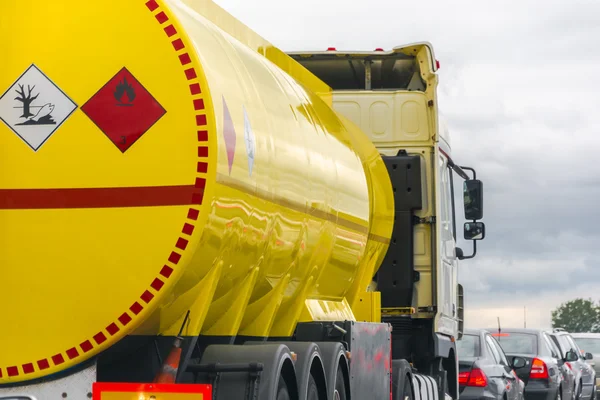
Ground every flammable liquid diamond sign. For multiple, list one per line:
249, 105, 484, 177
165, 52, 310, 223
0, 64, 78, 151
81, 67, 166, 153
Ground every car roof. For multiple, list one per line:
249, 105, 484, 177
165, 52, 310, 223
464, 328, 487, 336
483, 327, 545, 335
571, 333, 600, 338
549, 329, 572, 336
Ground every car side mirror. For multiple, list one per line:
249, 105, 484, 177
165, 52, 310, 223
586, 352, 594, 360
511, 356, 527, 369
464, 179, 483, 220
464, 222, 486, 240
566, 350, 579, 362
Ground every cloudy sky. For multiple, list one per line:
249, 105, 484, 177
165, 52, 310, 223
213, 0, 600, 329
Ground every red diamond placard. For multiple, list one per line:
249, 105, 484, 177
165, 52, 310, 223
81, 67, 166, 152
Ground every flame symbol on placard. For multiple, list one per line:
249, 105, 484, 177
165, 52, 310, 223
114, 77, 136, 106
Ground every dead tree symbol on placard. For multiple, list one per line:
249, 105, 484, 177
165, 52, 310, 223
14, 84, 56, 126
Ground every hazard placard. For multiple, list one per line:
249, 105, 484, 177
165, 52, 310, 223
81, 67, 166, 153
0, 64, 77, 151
92, 382, 212, 400
243, 106, 256, 176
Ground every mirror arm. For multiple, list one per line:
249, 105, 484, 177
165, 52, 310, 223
460, 166, 477, 180
458, 239, 477, 260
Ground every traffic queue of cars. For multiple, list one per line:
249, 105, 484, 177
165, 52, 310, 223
457, 328, 597, 400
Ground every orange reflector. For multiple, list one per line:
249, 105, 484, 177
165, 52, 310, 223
92, 383, 212, 400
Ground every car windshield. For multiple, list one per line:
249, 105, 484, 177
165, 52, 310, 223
573, 338, 600, 354
492, 332, 537, 355
458, 334, 480, 358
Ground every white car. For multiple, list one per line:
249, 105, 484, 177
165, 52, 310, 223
572, 333, 600, 389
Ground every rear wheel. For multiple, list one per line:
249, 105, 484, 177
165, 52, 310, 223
333, 365, 348, 400
306, 374, 319, 400
403, 375, 414, 400
277, 375, 291, 400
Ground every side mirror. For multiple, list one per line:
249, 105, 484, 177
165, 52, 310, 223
586, 352, 594, 360
464, 179, 483, 220
511, 356, 527, 369
464, 222, 486, 240
566, 350, 579, 362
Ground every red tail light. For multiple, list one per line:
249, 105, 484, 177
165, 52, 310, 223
530, 358, 549, 379
326, 47, 337, 51
459, 369, 488, 387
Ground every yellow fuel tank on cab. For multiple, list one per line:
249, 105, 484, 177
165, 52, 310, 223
0, 0, 393, 384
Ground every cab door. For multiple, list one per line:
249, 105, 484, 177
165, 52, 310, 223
435, 149, 458, 336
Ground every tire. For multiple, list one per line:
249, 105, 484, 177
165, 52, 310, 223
392, 360, 413, 400
277, 374, 291, 400
403, 375, 414, 400
333, 365, 348, 400
306, 374, 320, 400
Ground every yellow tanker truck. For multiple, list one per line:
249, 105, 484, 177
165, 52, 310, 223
0, 0, 486, 399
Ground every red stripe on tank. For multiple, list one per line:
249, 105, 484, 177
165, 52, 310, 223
0, 186, 200, 209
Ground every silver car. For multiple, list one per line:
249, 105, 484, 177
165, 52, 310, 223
572, 333, 600, 389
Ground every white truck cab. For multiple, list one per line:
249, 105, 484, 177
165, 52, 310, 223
289, 42, 486, 399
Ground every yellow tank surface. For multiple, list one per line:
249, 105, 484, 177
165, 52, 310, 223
0, 0, 393, 384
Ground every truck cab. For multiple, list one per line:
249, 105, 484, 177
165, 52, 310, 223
289, 42, 486, 399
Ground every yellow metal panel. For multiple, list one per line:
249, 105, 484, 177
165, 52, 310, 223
239, 273, 290, 337
202, 266, 258, 336
300, 299, 356, 322
333, 92, 431, 147
353, 292, 382, 323
178, 0, 333, 105
157, 260, 223, 337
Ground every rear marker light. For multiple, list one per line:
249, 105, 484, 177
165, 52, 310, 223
327, 47, 337, 51
530, 358, 549, 379
375, 48, 384, 51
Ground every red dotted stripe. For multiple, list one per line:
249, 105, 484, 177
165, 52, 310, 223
0, 0, 209, 379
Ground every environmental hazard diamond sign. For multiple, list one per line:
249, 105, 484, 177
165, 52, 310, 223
81, 67, 166, 153
0, 64, 77, 151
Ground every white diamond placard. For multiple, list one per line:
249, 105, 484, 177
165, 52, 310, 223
0, 64, 77, 151
243, 106, 256, 176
